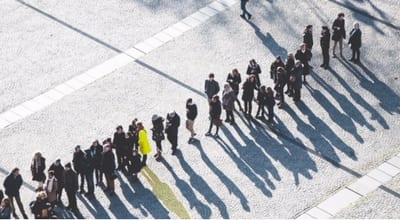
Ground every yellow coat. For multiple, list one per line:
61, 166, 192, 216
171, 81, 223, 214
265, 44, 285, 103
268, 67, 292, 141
138, 129, 152, 154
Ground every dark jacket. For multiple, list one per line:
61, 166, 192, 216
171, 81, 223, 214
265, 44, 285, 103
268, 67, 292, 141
31, 198, 51, 219
89, 144, 103, 169
295, 49, 312, 75
186, 104, 198, 121
332, 18, 345, 41
129, 154, 142, 175
113, 132, 126, 150
165, 113, 180, 136
303, 30, 313, 49
226, 73, 241, 94
265, 92, 276, 108
101, 150, 116, 176
83, 149, 95, 174
48, 163, 65, 188
0, 189, 3, 202
151, 116, 165, 142
292, 65, 303, 89
31, 157, 46, 182
204, 79, 220, 99
348, 28, 362, 49
222, 89, 236, 111
72, 150, 85, 174
64, 169, 78, 193
246, 63, 262, 76
320, 29, 331, 49
275, 70, 287, 91
209, 100, 222, 120
242, 79, 257, 101
285, 58, 295, 75
256, 90, 267, 106
270, 60, 285, 76
0, 205, 11, 219
3, 173, 23, 197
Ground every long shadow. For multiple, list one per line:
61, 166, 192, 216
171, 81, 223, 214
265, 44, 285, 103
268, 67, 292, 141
326, 0, 400, 32
76, 193, 110, 219
175, 151, 229, 218
190, 141, 250, 211
161, 159, 212, 218
338, 59, 400, 117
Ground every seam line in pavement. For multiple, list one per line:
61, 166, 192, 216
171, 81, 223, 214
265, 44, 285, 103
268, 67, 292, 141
0, 0, 238, 130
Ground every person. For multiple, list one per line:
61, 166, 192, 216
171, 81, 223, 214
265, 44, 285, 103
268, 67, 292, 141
332, 12, 346, 58
89, 140, 103, 186
48, 159, 64, 203
226, 69, 243, 111
151, 114, 165, 160
118, 133, 131, 172
0, 198, 11, 219
165, 111, 181, 155
129, 149, 142, 182
320, 26, 331, 69
295, 43, 312, 82
204, 73, 220, 103
31, 152, 46, 189
186, 98, 198, 144
270, 56, 284, 84
137, 122, 152, 166
348, 22, 362, 63
275, 67, 287, 108
128, 118, 138, 135
222, 83, 236, 125
205, 95, 222, 137
72, 145, 85, 193
101, 144, 116, 196
240, 0, 252, 20
83, 147, 95, 198
0, 189, 3, 204
292, 60, 303, 102
285, 53, 295, 96
3, 168, 28, 219
242, 75, 258, 117
265, 87, 276, 123
63, 163, 78, 212
303, 25, 313, 51
30, 190, 53, 219
45, 170, 58, 207
246, 59, 262, 87
113, 125, 126, 170
122, 132, 136, 173
255, 85, 267, 119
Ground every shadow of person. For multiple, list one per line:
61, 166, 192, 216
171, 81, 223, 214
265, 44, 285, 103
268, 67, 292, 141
190, 140, 250, 212
175, 151, 230, 218
161, 159, 212, 218
77, 193, 110, 218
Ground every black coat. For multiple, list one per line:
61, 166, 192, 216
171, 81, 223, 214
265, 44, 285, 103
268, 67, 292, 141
31, 198, 51, 219
204, 80, 220, 99
89, 144, 103, 169
256, 90, 267, 105
151, 117, 165, 142
72, 150, 85, 174
3, 174, 23, 197
31, 157, 46, 182
0, 189, 4, 202
113, 132, 125, 149
209, 100, 222, 120
285, 58, 295, 74
186, 104, 198, 121
332, 18, 345, 41
64, 169, 78, 193
348, 28, 362, 49
246, 64, 262, 76
165, 114, 180, 136
102, 151, 116, 176
303, 30, 313, 49
84, 149, 95, 173
295, 49, 312, 75
48, 163, 65, 187
242, 80, 257, 101
320, 30, 331, 49
226, 73, 241, 94
265, 93, 276, 108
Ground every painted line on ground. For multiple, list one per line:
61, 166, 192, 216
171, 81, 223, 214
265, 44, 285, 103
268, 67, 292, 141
0, 0, 238, 130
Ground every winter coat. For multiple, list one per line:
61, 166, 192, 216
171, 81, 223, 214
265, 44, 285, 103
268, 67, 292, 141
226, 73, 241, 95
320, 30, 331, 49
0, 205, 11, 219
101, 150, 116, 176
222, 89, 236, 111
256, 90, 267, 106
348, 28, 362, 49
303, 30, 313, 49
72, 150, 85, 174
0, 189, 3, 202
285, 58, 295, 74
129, 154, 142, 174
265, 92, 276, 109
3, 173, 23, 197
48, 163, 64, 188
292, 66, 303, 89
31, 157, 46, 182
113, 132, 126, 151
138, 129, 152, 155
295, 49, 312, 75
204, 79, 220, 99
242, 80, 257, 101
270, 60, 285, 76
165, 113, 180, 137
83, 149, 95, 174
45, 177, 58, 203
64, 169, 78, 193
246, 63, 262, 76
89, 144, 103, 169
31, 198, 51, 219
332, 18, 345, 41
151, 117, 165, 142
275, 70, 287, 91
186, 104, 198, 121
209, 100, 222, 120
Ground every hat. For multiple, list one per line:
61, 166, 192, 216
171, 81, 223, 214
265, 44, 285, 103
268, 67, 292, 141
152, 114, 159, 121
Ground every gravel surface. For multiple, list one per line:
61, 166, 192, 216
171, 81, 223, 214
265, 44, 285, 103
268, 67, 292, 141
0, 0, 399, 218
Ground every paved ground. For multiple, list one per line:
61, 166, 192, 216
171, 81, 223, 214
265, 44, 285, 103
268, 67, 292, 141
0, 0, 399, 219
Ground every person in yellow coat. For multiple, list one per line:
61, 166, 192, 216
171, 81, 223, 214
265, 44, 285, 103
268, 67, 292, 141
136, 122, 152, 166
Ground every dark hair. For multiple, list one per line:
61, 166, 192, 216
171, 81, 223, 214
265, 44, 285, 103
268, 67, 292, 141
48, 170, 55, 175
322, 26, 329, 30
116, 125, 123, 130
306, 24, 312, 29
208, 73, 215, 78
11, 168, 19, 174
186, 98, 193, 105
338, 12, 345, 17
